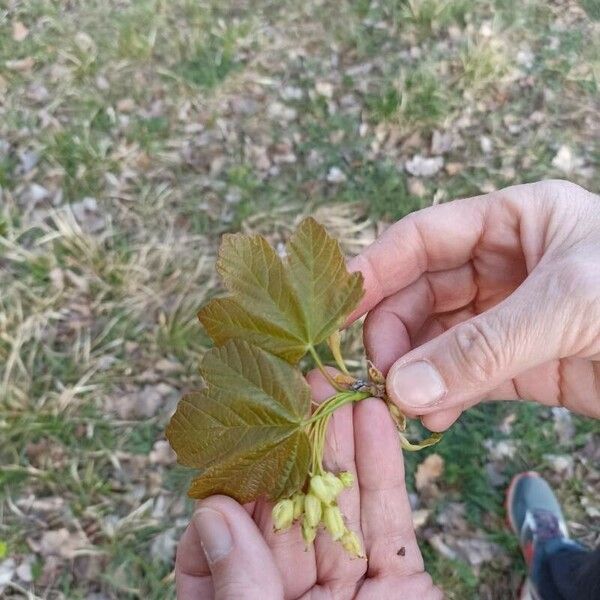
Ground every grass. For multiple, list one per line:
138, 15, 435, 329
1, 0, 599, 597
367, 65, 450, 128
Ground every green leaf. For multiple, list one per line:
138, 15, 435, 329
198, 217, 364, 363
166, 339, 312, 502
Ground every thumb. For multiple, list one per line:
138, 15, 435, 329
192, 496, 283, 600
385, 271, 570, 420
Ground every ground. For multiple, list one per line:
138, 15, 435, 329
0, 0, 599, 598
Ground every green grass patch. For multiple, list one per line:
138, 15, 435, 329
127, 116, 171, 150
340, 160, 423, 221
421, 544, 479, 599
174, 32, 240, 88
580, 0, 600, 20
367, 66, 450, 129
44, 128, 115, 200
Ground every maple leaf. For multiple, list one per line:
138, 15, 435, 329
198, 217, 364, 364
166, 339, 312, 502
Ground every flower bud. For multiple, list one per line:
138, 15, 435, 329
302, 521, 317, 546
324, 472, 344, 498
272, 499, 294, 531
338, 471, 354, 488
323, 505, 345, 541
310, 475, 335, 505
293, 493, 305, 520
304, 493, 322, 527
341, 530, 364, 558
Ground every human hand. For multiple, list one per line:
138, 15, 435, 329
347, 180, 600, 431
175, 371, 442, 599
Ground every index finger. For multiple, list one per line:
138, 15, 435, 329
353, 398, 422, 578
345, 194, 488, 325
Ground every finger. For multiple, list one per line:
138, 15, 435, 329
346, 194, 488, 324
385, 270, 568, 417
357, 572, 443, 599
306, 370, 368, 594
252, 496, 316, 600
364, 264, 477, 373
176, 520, 214, 599
353, 398, 424, 578
176, 495, 283, 600
250, 369, 342, 598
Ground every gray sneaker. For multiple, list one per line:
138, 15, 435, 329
506, 472, 570, 599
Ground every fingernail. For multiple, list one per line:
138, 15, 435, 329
193, 508, 233, 564
389, 361, 446, 408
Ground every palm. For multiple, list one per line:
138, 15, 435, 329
176, 371, 441, 599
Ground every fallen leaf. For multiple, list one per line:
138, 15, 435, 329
315, 81, 334, 98
74, 31, 96, 55
415, 453, 444, 491
5, 57, 35, 72
29, 528, 88, 559
552, 407, 575, 445
16, 556, 34, 583
407, 177, 427, 197
430, 130, 454, 155
484, 439, 517, 461
436, 502, 468, 533
0, 558, 15, 590
111, 385, 163, 420
12, 21, 30, 42
428, 534, 457, 560
444, 162, 464, 175
484, 462, 507, 487
149, 440, 176, 465
155, 358, 184, 374
267, 101, 297, 122
412, 509, 430, 529
22, 182, 49, 206
150, 528, 177, 563
71, 197, 106, 233
73, 554, 105, 583
117, 98, 135, 113
544, 454, 574, 477
405, 155, 444, 177
26, 438, 67, 469
453, 537, 504, 567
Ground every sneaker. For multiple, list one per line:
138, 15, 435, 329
506, 472, 570, 599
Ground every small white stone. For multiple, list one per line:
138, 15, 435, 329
326, 166, 347, 183
480, 136, 493, 154
552, 145, 583, 174
315, 81, 334, 98
281, 86, 303, 100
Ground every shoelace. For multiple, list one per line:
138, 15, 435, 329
530, 508, 562, 543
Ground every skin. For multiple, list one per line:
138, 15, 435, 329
176, 180, 600, 599
176, 371, 442, 600
348, 179, 600, 431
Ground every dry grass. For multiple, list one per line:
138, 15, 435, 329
1, 0, 599, 598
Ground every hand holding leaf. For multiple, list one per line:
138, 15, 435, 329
167, 218, 441, 555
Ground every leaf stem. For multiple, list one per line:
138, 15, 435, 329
308, 345, 344, 391
306, 390, 370, 476
306, 391, 368, 426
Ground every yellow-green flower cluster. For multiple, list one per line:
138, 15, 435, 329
272, 471, 364, 558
